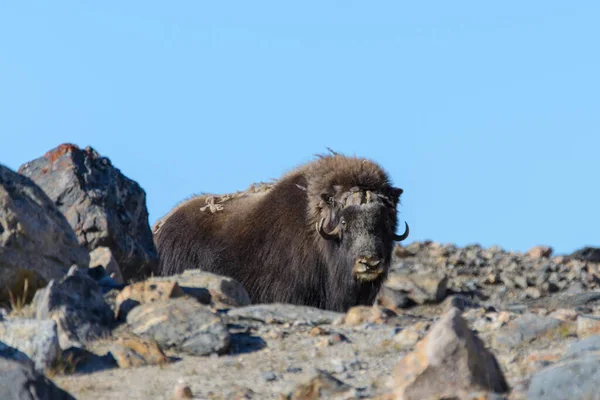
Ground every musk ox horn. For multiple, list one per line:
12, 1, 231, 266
393, 222, 410, 241
316, 218, 341, 241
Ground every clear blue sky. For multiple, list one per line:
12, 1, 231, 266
1, 2, 599, 255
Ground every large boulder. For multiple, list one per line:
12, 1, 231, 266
126, 298, 231, 356
391, 307, 509, 399
18, 143, 158, 281
0, 164, 89, 304
32, 266, 114, 349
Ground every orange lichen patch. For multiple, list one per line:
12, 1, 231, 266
44, 143, 79, 163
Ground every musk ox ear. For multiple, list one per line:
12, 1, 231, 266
390, 187, 403, 204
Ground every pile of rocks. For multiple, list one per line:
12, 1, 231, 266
2, 143, 600, 399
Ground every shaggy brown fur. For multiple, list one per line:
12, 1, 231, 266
153, 152, 407, 311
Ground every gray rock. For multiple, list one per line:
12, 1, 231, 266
570, 246, 600, 262
527, 353, 600, 400
262, 371, 277, 381
0, 319, 59, 371
149, 269, 250, 307
227, 303, 344, 326
0, 357, 75, 400
19, 143, 158, 281
565, 335, 600, 359
494, 313, 562, 349
0, 164, 89, 304
384, 272, 448, 305
32, 266, 113, 349
127, 298, 230, 356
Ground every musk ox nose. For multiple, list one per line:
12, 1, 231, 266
354, 255, 383, 272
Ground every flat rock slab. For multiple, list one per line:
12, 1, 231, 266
227, 304, 344, 326
126, 298, 230, 356
517, 291, 600, 311
0, 318, 60, 371
149, 269, 250, 308
0, 357, 75, 400
493, 313, 563, 349
19, 143, 159, 281
0, 164, 89, 304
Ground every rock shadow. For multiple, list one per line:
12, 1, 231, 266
227, 332, 267, 355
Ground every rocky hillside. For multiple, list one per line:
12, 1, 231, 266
1, 143, 600, 399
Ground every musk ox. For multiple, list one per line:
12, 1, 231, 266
153, 151, 409, 312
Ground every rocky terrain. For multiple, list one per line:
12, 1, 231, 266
2, 143, 600, 399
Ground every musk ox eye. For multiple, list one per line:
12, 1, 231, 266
341, 219, 346, 226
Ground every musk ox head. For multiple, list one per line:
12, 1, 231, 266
315, 185, 409, 282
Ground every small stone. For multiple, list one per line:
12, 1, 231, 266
309, 327, 327, 337
284, 368, 352, 399
330, 359, 346, 374
391, 307, 509, 399
316, 333, 350, 348
262, 371, 277, 381
549, 308, 578, 322
171, 381, 193, 399
127, 298, 230, 356
527, 246, 553, 259
514, 275, 528, 289
0, 318, 60, 371
343, 306, 396, 326
487, 273, 499, 284
228, 303, 343, 326
525, 287, 542, 299
577, 314, 600, 337
500, 273, 516, 289
110, 336, 170, 368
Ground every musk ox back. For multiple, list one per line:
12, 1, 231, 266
153, 152, 409, 312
